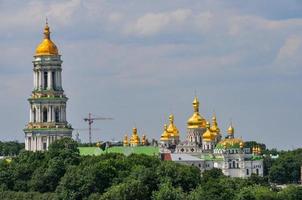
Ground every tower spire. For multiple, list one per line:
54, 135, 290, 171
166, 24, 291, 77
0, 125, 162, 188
44, 20, 50, 39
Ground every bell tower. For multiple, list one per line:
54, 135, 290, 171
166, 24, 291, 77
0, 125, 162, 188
24, 22, 72, 151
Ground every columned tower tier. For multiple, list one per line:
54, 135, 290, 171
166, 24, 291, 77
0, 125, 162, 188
24, 22, 72, 151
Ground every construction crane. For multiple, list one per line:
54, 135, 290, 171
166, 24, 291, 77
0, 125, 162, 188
84, 113, 113, 145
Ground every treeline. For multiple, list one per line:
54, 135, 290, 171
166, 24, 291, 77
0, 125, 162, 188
0, 141, 24, 156
0, 138, 302, 200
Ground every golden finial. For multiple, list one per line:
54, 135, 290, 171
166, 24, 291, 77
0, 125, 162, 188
192, 96, 199, 113
211, 113, 218, 126
227, 122, 234, 135
169, 114, 174, 124
44, 19, 50, 40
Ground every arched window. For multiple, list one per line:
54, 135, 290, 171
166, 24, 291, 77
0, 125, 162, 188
256, 168, 259, 175
232, 161, 236, 168
43, 107, 48, 122
246, 169, 249, 175
33, 108, 36, 122
55, 108, 60, 122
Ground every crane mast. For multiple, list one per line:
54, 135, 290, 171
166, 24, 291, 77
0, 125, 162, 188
84, 113, 113, 145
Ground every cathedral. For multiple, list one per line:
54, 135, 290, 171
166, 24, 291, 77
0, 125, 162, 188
160, 97, 263, 178
23, 22, 73, 151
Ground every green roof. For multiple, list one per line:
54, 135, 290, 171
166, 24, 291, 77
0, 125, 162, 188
79, 146, 159, 156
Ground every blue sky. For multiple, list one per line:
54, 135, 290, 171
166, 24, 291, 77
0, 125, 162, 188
0, 0, 302, 149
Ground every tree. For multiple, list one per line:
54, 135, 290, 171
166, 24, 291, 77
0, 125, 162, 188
201, 168, 224, 183
99, 179, 149, 200
269, 149, 302, 184
188, 178, 235, 200
47, 138, 80, 166
277, 185, 302, 200
56, 160, 118, 200
152, 181, 186, 200
29, 157, 66, 192
156, 161, 201, 192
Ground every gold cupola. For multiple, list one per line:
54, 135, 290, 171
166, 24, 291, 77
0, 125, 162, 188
210, 114, 220, 136
35, 21, 59, 56
215, 123, 244, 149
123, 134, 129, 146
142, 134, 147, 145
202, 121, 215, 142
160, 124, 169, 141
187, 96, 206, 129
167, 114, 179, 137
130, 127, 140, 146
227, 123, 234, 137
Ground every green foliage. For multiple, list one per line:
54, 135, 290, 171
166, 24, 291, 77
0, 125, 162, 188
156, 161, 201, 191
100, 179, 149, 200
201, 168, 224, 183
1, 140, 302, 199
152, 181, 186, 200
0, 141, 24, 156
269, 148, 302, 184
188, 178, 236, 200
277, 185, 302, 200
0, 191, 56, 200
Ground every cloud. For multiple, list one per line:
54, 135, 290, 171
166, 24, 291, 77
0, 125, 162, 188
274, 35, 302, 73
125, 9, 192, 36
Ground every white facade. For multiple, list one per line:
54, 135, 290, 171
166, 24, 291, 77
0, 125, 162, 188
24, 53, 72, 151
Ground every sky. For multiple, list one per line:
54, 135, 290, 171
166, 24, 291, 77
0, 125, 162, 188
0, 0, 302, 150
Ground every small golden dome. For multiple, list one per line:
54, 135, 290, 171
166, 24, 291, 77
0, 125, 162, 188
35, 22, 59, 56
123, 134, 129, 145
187, 96, 206, 129
210, 114, 220, 135
217, 138, 244, 149
160, 124, 169, 141
167, 114, 180, 137
130, 127, 140, 145
203, 121, 215, 142
142, 134, 147, 145
227, 124, 234, 135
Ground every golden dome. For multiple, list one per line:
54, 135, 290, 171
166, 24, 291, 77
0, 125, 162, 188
227, 124, 234, 135
210, 114, 220, 135
35, 22, 59, 56
123, 134, 129, 146
142, 134, 147, 145
203, 122, 215, 142
160, 124, 169, 141
187, 96, 206, 129
167, 114, 179, 137
217, 137, 244, 150
130, 127, 140, 145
